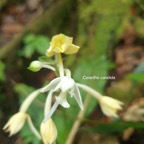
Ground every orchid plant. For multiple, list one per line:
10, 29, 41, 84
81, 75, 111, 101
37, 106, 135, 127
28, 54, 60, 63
3, 34, 123, 144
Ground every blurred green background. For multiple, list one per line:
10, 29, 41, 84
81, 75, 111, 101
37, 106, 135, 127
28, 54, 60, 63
0, 0, 144, 143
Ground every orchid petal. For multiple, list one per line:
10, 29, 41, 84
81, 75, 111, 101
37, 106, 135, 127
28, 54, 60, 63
99, 96, 123, 117
60, 76, 75, 92
100, 104, 118, 117
102, 96, 123, 110
56, 96, 70, 108
69, 87, 75, 97
41, 77, 61, 92
72, 85, 83, 110
43, 101, 59, 123
64, 44, 80, 54
43, 92, 67, 122
44, 90, 53, 117
53, 82, 62, 92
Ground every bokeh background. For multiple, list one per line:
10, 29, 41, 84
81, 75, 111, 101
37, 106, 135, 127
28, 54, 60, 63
0, 0, 144, 143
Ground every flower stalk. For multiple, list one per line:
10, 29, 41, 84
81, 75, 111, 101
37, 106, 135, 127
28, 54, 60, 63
76, 83, 101, 100
20, 89, 41, 112
56, 53, 64, 77
27, 115, 41, 139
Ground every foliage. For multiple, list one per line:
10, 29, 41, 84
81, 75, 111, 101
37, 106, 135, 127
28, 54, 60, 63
134, 17, 144, 37
87, 121, 144, 134
127, 62, 144, 83
128, 74, 144, 83
18, 34, 50, 58
79, 0, 132, 18
77, 0, 133, 59
0, 61, 6, 82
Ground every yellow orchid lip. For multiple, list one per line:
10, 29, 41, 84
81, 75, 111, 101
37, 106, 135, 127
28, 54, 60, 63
46, 34, 80, 57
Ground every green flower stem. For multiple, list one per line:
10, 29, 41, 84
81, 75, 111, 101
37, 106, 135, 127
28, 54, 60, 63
42, 61, 56, 65
43, 65, 56, 71
19, 89, 42, 112
56, 53, 64, 77
76, 83, 101, 100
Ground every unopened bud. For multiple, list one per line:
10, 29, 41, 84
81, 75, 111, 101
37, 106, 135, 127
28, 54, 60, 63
40, 119, 57, 144
28, 61, 42, 72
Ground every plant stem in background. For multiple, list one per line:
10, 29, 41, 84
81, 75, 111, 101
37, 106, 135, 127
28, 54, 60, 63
65, 95, 90, 144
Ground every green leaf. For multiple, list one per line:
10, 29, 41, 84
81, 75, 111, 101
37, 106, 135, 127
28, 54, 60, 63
127, 74, 144, 83
22, 45, 35, 58
38, 56, 51, 62
88, 121, 144, 134
0, 61, 6, 81
20, 123, 41, 144
21, 34, 50, 58
35, 36, 50, 55
14, 83, 35, 96
23, 34, 36, 44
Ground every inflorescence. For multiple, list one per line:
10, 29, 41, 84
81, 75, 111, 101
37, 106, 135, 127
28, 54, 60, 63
3, 34, 123, 144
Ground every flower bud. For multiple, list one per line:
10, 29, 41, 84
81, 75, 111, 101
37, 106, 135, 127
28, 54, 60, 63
99, 96, 123, 117
3, 112, 27, 136
40, 119, 57, 144
28, 61, 42, 72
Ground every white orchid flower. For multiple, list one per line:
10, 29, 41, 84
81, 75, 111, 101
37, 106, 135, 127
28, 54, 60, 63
41, 76, 83, 122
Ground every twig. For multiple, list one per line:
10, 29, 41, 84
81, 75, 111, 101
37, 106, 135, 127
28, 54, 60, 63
65, 95, 90, 144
